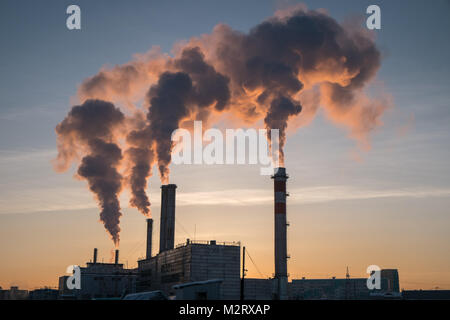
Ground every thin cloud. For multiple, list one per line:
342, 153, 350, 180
177, 186, 450, 207
2, 185, 450, 215
0, 148, 57, 163
0, 187, 97, 215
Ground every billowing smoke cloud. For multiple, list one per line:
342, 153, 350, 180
121, 47, 230, 215
198, 8, 388, 154
55, 6, 391, 240
77, 48, 168, 110
55, 99, 125, 246
152, 48, 230, 180
144, 47, 230, 183
147, 71, 193, 181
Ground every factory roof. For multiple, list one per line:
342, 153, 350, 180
173, 279, 223, 289
175, 239, 241, 248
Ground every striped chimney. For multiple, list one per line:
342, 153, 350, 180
272, 167, 288, 300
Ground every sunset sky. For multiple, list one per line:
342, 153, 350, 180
1, 0, 450, 291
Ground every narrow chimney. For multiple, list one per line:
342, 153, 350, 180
159, 184, 177, 253
93, 248, 98, 264
114, 249, 119, 265
146, 218, 153, 259
272, 167, 288, 300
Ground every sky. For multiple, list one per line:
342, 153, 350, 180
0, 0, 450, 290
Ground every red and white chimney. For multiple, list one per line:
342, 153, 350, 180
272, 167, 288, 300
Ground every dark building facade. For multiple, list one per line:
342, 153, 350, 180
58, 249, 137, 300
137, 240, 241, 299
243, 269, 400, 300
29, 288, 59, 300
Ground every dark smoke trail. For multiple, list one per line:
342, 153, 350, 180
76, 8, 387, 176
126, 47, 230, 192
55, 99, 125, 246
78, 139, 123, 246
206, 8, 385, 150
264, 96, 302, 164
125, 125, 155, 216
149, 47, 230, 181
58, 6, 390, 238
148, 71, 193, 181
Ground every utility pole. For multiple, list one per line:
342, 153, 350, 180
240, 246, 246, 300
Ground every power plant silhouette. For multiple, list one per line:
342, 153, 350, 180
56, 167, 399, 300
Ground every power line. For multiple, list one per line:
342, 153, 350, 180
124, 219, 192, 267
245, 248, 266, 279
124, 238, 146, 264
176, 219, 192, 239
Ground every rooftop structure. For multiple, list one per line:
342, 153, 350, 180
138, 239, 240, 299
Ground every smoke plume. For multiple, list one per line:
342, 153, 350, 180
55, 99, 125, 246
55, 6, 391, 241
149, 47, 230, 181
122, 47, 230, 214
197, 8, 388, 153
264, 96, 302, 164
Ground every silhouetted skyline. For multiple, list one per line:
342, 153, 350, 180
1, 0, 450, 291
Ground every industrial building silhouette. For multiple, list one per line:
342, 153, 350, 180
57, 168, 400, 300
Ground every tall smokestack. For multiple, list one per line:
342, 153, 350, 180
93, 248, 98, 264
114, 249, 119, 265
146, 218, 153, 259
272, 167, 288, 300
159, 184, 177, 253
